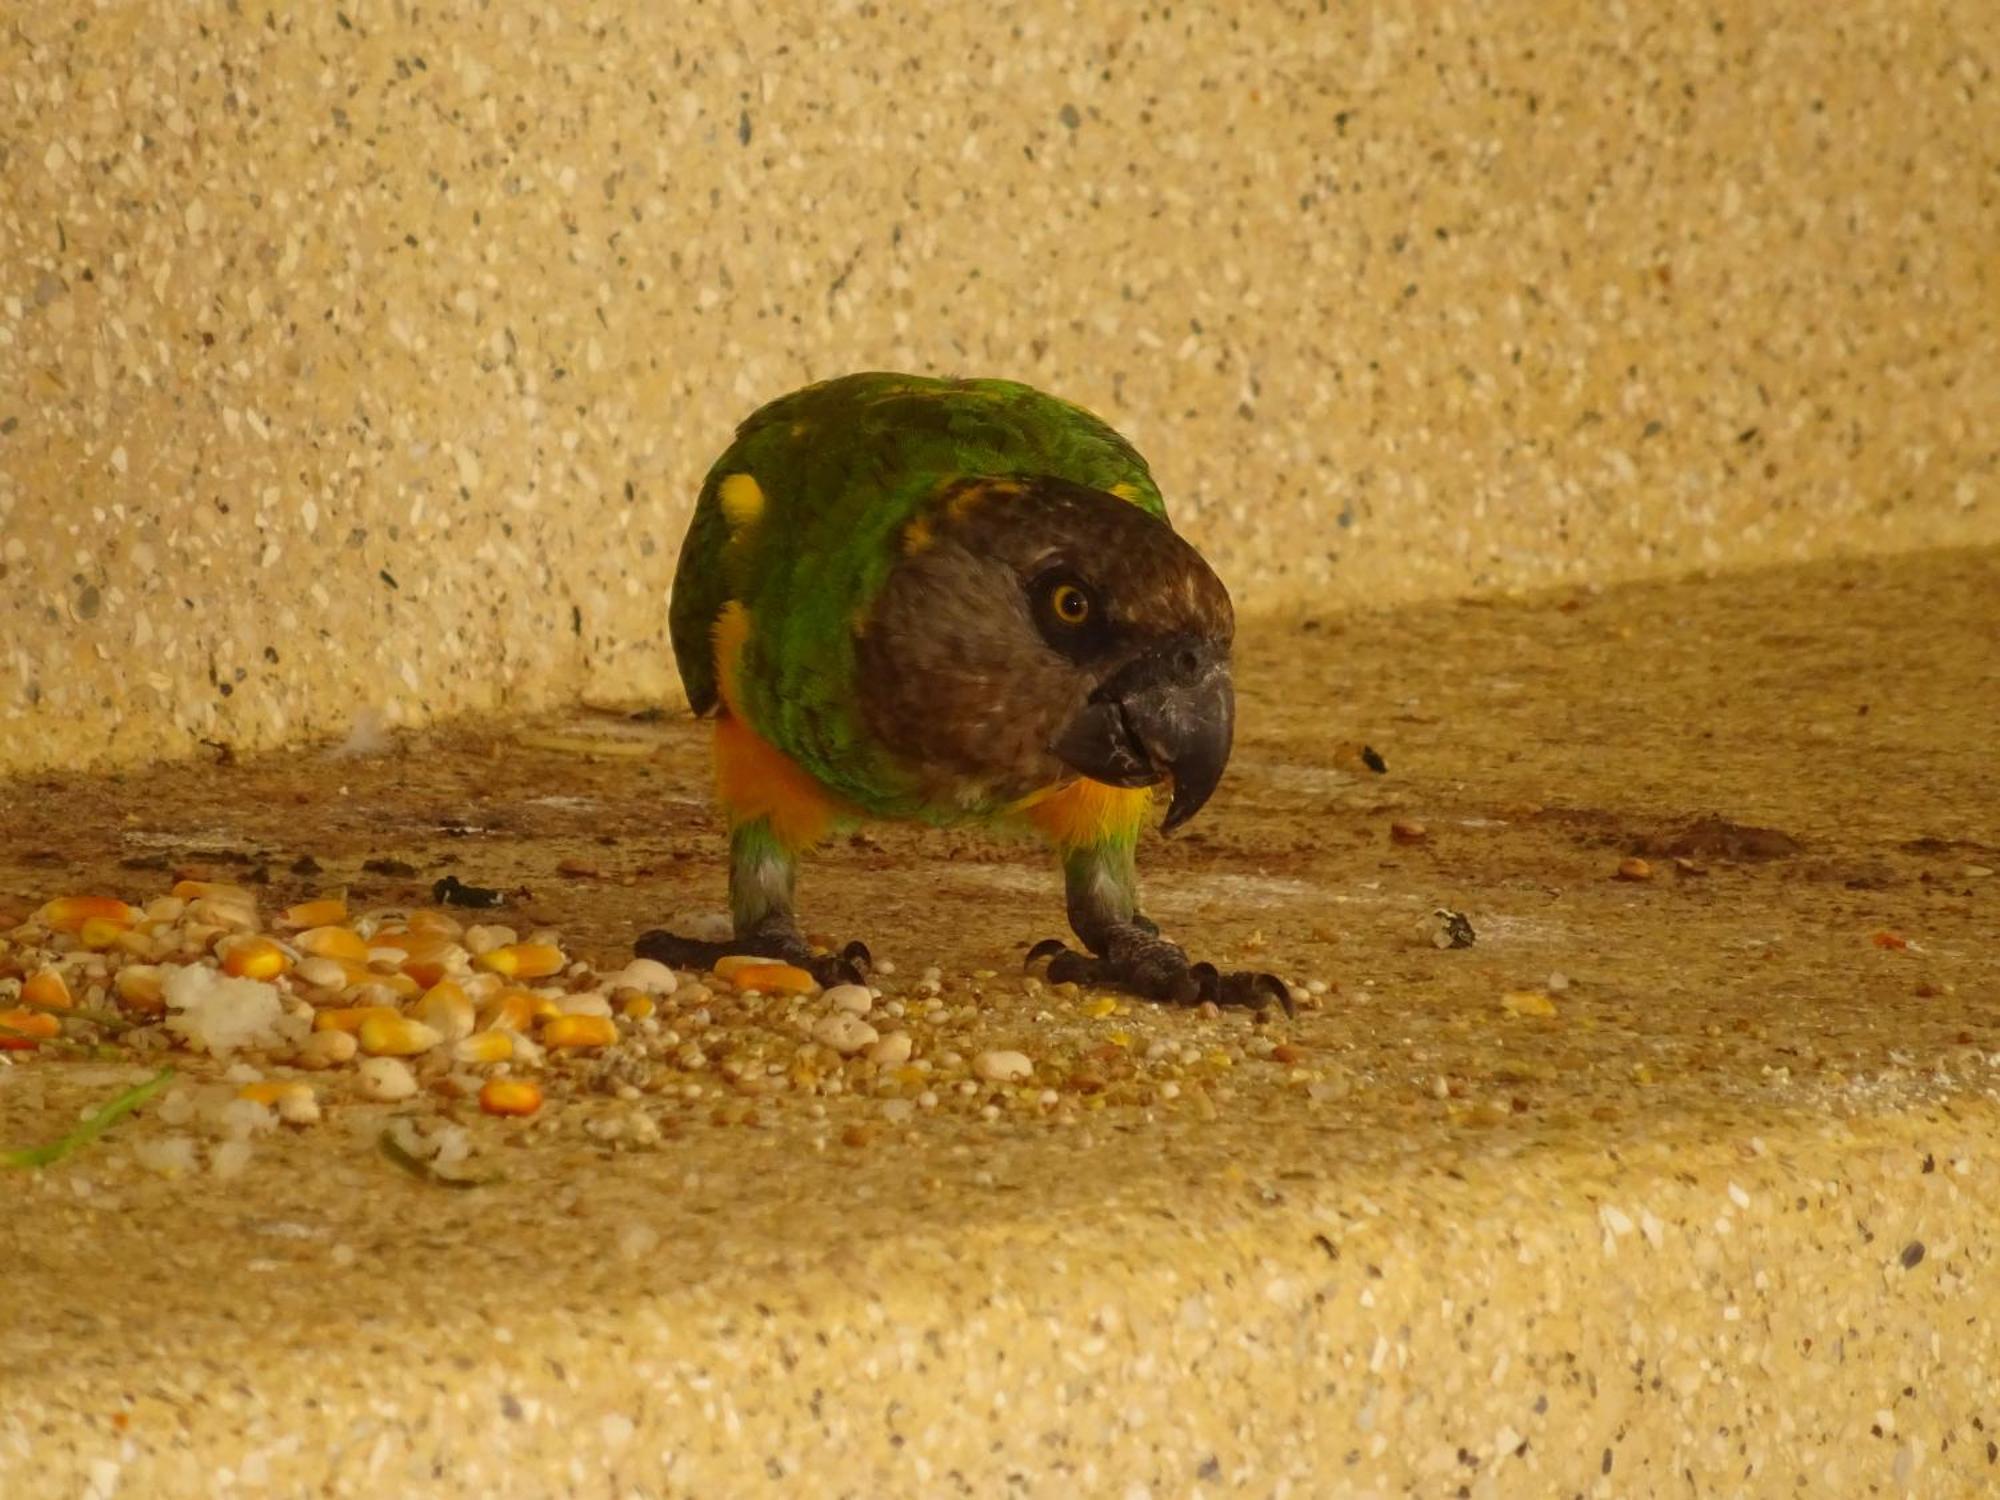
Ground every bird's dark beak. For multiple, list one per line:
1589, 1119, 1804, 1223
1049, 636, 1235, 833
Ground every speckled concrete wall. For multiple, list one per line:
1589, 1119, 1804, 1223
2, 1, 1994, 775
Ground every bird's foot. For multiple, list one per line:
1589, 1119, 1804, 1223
1025, 923, 1291, 1016
635, 926, 871, 989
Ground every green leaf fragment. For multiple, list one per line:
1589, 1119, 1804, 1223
2, 1067, 176, 1170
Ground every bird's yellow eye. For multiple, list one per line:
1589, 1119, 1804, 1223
1050, 583, 1091, 626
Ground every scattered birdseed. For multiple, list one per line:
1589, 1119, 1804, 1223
812, 1014, 878, 1056
357, 1057, 418, 1102
824, 984, 873, 1016
1615, 857, 1654, 882
974, 1049, 1033, 1083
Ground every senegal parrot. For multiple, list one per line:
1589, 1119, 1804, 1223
636, 372, 1286, 1011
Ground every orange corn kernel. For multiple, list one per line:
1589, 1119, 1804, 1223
281, 896, 349, 928
711, 954, 767, 981
221, 936, 292, 981
729, 962, 816, 996
542, 1014, 617, 1049
235, 1081, 289, 1105
621, 994, 657, 1021
476, 990, 539, 1033
0, 1007, 61, 1048
475, 943, 566, 979
21, 969, 72, 1009
478, 1078, 543, 1116
296, 926, 370, 962
313, 1004, 403, 1034
35, 896, 139, 933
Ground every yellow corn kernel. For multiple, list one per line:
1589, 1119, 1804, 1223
410, 980, 475, 1042
476, 990, 539, 1033
454, 1030, 514, 1065
358, 1012, 443, 1057
35, 896, 140, 933
394, 934, 467, 988
620, 994, 656, 1021
281, 896, 348, 928
1082, 996, 1119, 1019
711, 954, 768, 981
21, 969, 72, 1009
235, 1081, 289, 1105
475, 942, 566, 979
78, 915, 129, 950
0, 1007, 62, 1045
313, 1004, 402, 1034
371, 970, 423, 1000
542, 1013, 617, 1049
297, 925, 370, 962
221, 935, 291, 981
478, 1077, 543, 1116
532, 993, 564, 1022
728, 962, 816, 995
171, 879, 254, 903
405, 908, 465, 938
114, 965, 167, 1012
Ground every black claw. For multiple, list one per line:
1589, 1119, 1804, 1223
1047, 949, 1101, 987
1025, 936, 1072, 967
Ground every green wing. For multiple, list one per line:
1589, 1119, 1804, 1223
667, 373, 1164, 740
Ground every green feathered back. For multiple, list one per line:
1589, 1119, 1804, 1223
668, 372, 1165, 814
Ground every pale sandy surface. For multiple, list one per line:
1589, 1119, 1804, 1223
2, 548, 1997, 1497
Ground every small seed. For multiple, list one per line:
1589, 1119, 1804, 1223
357, 1056, 418, 1101
608, 958, 678, 995
410, 980, 476, 1041
221, 935, 291, 981
812, 1013, 878, 1056
974, 1049, 1033, 1083
358, 1013, 444, 1057
479, 1078, 543, 1116
824, 983, 873, 1016
865, 1030, 913, 1066
730, 962, 817, 996
21, 969, 71, 1009
1614, 857, 1653, 882
295, 1029, 359, 1069
297, 926, 370, 962
281, 897, 348, 928
476, 942, 566, 979
1390, 819, 1428, 844
543, 1014, 617, 1049
454, 1030, 514, 1064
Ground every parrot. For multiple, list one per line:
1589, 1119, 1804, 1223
635, 372, 1286, 1011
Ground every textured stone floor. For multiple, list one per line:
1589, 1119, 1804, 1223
2, 546, 1997, 1497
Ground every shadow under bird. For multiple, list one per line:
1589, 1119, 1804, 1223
637, 372, 1286, 1011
